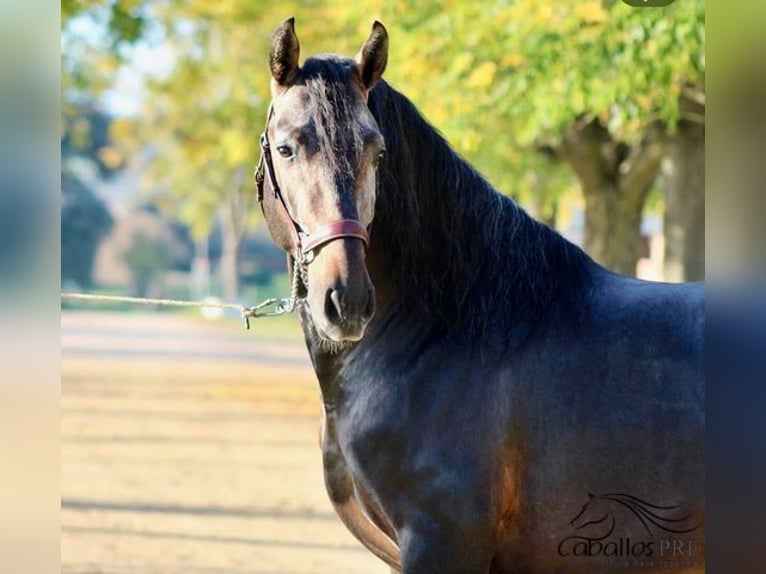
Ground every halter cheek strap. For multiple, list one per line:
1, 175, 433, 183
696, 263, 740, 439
254, 103, 370, 262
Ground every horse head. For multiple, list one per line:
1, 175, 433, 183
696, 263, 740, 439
570, 493, 612, 531
258, 18, 388, 343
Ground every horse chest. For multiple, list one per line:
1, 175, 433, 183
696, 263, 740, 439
326, 347, 516, 528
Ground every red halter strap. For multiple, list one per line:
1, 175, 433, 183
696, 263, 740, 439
300, 219, 369, 254
255, 104, 370, 260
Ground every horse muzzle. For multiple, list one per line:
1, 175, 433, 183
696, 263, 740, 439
306, 239, 375, 343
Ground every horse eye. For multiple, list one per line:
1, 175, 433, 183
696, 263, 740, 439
375, 149, 386, 166
276, 145, 294, 159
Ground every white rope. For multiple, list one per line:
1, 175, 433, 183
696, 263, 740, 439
61, 292, 297, 329
61, 292, 246, 311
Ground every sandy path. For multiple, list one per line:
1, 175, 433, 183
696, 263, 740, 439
61, 311, 388, 574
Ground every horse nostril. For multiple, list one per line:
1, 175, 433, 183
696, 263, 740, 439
325, 288, 344, 326
362, 287, 375, 322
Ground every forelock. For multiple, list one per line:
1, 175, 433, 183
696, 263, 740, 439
299, 56, 365, 180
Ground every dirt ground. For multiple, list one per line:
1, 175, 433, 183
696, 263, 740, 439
61, 311, 388, 574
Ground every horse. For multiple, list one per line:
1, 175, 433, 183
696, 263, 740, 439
254, 18, 704, 573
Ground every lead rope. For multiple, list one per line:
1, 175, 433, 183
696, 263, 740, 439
278, 250, 308, 315
61, 252, 308, 330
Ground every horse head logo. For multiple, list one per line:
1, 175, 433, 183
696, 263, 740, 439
571, 493, 613, 531
569, 492, 701, 538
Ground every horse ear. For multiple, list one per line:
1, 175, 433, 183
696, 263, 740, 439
355, 21, 388, 92
270, 17, 300, 90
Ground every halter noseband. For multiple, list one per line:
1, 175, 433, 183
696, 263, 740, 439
254, 103, 369, 263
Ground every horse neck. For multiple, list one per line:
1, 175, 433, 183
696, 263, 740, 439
366, 82, 591, 343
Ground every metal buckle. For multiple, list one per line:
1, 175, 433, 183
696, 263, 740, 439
242, 297, 294, 329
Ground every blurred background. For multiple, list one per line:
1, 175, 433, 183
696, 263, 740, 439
58, 1, 708, 573
61, 0, 705, 303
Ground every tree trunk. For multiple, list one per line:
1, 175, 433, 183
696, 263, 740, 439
662, 90, 705, 282
582, 182, 647, 277
218, 170, 252, 302
220, 226, 241, 302
191, 236, 210, 299
560, 117, 666, 277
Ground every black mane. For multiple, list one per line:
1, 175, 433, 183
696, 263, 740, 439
366, 78, 593, 345
294, 56, 592, 348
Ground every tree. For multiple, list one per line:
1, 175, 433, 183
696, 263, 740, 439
61, 102, 125, 176
345, 0, 704, 276
61, 0, 148, 122
63, 1, 705, 279
662, 87, 705, 282
61, 170, 114, 288
61, 103, 118, 289
558, 116, 667, 276
113, 2, 351, 300
122, 230, 170, 297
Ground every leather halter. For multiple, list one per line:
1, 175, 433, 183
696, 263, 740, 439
254, 104, 369, 262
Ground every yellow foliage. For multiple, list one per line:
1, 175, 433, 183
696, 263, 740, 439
574, 2, 607, 25
623, 118, 641, 135
458, 130, 480, 154
96, 147, 124, 169
635, 93, 652, 110
109, 118, 135, 144
220, 130, 250, 166
452, 52, 474, 76
94, 55, 117, 76
429, 103, 449, 126
501, 52, 526, 69
572, 88, 585, 111
467, 61, 497, 88
645, 39, 658, 58
533, 4, 555, 27
189, 145, 209, 169
62, 0, 704, 224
